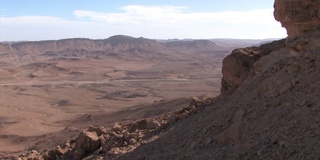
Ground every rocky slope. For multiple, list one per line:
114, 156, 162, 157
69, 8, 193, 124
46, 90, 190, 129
118, 39, 320, 159
116, 0, 320, 159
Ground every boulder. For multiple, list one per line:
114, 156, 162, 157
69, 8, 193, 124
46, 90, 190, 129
127, 118, 161, 131
112, 123, 123, 134
47, 146, 64, 159
88, 125, 107, 136
73, 131, 104, 159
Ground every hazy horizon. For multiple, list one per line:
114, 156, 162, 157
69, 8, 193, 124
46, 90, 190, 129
0, 0, 287, 41
0, 34, 284, 43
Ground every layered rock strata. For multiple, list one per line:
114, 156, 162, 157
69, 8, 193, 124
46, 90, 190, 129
221, 40, 285, 95
274, 0, 320, 53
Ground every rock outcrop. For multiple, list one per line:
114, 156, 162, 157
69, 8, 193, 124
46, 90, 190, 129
274, 0, 320, 53
221, 39, 285, 95
222, 0, 320, 95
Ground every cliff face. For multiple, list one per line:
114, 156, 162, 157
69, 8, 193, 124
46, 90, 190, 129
274, 0, 320, 37
221, 0, 320, 95
221, 39, 285, 95
274, 0, 320, 53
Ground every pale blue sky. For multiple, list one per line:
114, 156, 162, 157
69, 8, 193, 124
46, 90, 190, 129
0, 0, 287, 41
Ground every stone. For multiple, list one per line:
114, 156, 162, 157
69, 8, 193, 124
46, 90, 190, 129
190, 97, 201, 106
145, 119, 161, 129
104, 134, 110, 141
105, 136, 117, 149
123, 131, 132, 142
64, 140, 71, 147
99, 135, 107, 147
128, 138, 137, 145
48, 145, 64, 159
112, 123, 122, 134
73, 131, 104, 159
178, 111, 189, 120
88, 125, 107, 136
94, 147, 103, 154
72, 149, 84, 160
130, 118, 161, 130
167, 114, 178, 124
22, 150, 43, 160
187, 105, 196, 111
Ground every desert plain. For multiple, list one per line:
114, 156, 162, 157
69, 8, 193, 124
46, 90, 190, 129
1, 36, 258, 155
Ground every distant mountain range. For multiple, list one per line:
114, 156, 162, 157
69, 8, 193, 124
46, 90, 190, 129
0, 35, 276, 59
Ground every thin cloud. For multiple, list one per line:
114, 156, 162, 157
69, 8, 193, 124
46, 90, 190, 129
73, 5, 277, 26
0, 16, 97, 26
1, 16, 65, 25
0, 5, 287, 41
73, 5, 190, 25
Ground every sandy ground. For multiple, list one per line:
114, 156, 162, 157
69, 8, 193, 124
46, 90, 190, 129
0, 51, 224, 155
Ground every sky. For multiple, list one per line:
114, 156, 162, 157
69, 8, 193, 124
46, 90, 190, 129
0, 0, 287, 41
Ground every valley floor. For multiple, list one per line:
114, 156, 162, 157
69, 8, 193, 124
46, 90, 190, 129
0, 51, 223, 156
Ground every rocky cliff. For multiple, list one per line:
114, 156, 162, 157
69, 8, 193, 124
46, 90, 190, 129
274, 0, 320, 54
222, 0, 320, 95
221, 39, 285, 95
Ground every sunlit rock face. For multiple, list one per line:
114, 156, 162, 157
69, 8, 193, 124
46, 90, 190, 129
274, 0, 320, 53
